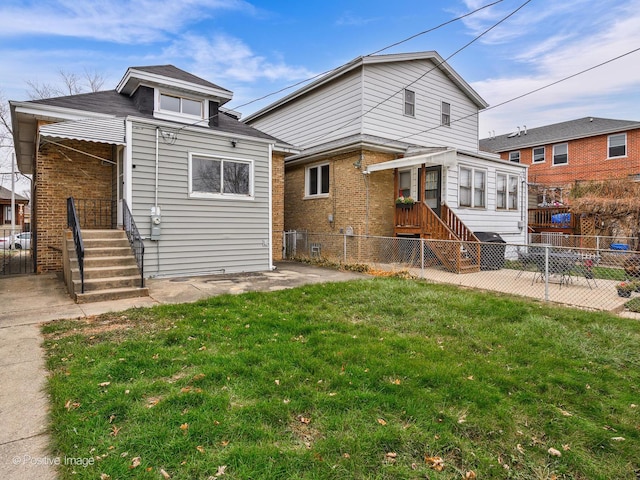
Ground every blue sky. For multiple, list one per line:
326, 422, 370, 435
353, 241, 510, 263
1, 0, 640, 151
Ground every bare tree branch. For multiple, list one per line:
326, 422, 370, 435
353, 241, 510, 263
84, 69, 105, 92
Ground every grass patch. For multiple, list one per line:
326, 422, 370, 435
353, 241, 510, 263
43, 279, 640, 479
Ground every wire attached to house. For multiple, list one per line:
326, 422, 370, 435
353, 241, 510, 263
169, 0, 506, 136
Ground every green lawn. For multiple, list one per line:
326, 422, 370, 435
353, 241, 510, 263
43, 278, 640, 479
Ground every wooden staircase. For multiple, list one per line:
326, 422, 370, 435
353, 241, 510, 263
63, 229, 149, 303
395, 202, 481, 273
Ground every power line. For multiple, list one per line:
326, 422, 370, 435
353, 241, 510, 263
384, 45, 640, 146
173, 0, 506, 135
296, 0, 532, 148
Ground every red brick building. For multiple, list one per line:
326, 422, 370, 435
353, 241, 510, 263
480, 117, 640, 205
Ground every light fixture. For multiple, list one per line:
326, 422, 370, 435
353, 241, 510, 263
231, 139, 238, 148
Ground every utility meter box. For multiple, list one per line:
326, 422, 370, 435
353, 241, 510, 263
150, 206, 162, 240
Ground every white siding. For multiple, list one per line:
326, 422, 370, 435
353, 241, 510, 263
130, 122, 272, 277
362, 60, 480, 151
247, 70, 363, 149
444, 154, 527, 244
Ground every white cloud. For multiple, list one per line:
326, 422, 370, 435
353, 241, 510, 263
0, 0, 253, 44
466, 0, 640, 135
335, 12, 379, 27
163, 34, 315, 84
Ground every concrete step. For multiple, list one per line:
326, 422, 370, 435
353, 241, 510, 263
82, 238, 131, 249
75, 286, 150, 304
73, 275, 143, 293
70, 255, 138, 269
71, 265, 142, 281
67, 229, 127, 240
82, 246, 135, 258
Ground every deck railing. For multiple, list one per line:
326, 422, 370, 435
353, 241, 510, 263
528, 207, 575, 230
66, 197, 85, 293
122, 200, 145, 288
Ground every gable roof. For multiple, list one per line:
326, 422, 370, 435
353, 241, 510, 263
244, 51, 488, 123
0, 186, 28, 203
131, 65, 231, 92
480, 117, 640, 153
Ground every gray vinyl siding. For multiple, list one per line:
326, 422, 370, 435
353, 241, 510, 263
129, 121, 272, 277
247, 70, 363, 149
444, 155, 527, 244
362, 60, 480, 151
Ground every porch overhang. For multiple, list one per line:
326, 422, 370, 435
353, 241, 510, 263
365, 148, 457, 173
39, 118, 127, 145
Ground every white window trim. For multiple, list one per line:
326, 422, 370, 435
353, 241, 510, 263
155, 89, 208, 123
532, 146, 545, 163
441, 101, 451, 127
404, 89, 415, 117
607, 133, 627, 159
188, 152, 254, 200
552, 143, 569, 166
509, 151, 521, 163
458, 165, 486, 209
496, 172, 519, 211
304, 162, 330, 199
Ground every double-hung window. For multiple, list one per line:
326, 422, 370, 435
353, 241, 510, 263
190, 154, 252, 198
404, 89, 415, 117
441, 101, 451, 126
532, 146, 545, 163
553, 143, 568, 165
608, 133, 626, 158
459, 166, 486, 208
509, 151, 521, 163
306, 163, 330, 197
497, 173, 519, 211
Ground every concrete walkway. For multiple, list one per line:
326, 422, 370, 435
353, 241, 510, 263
0, 262, 365, 479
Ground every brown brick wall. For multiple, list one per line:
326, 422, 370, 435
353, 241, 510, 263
271, 152, 285, 260
284, 149, 397, 236
500, 129, 640, 187
35, 141, 114, 273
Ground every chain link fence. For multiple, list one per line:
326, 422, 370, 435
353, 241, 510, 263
283, 231, 640, 313
529, 232, 637, 252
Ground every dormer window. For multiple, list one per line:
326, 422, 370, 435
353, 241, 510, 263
159, 93, 203, 118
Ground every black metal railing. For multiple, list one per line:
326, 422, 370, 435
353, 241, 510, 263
74, 198, 116, 229
67, 197, 85, 293
123, 200, 145, 288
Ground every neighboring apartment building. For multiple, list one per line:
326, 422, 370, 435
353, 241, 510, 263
245, 51, 528, 257
479, 117, 640, 201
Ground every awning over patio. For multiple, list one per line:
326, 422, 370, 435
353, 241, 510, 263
365, 148, 457, 173
39, 118, 126, 145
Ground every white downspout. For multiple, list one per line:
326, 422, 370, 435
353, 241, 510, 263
155, 127, 159, 208
268, 143, 274, 270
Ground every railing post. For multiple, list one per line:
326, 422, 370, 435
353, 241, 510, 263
343, 234, 347, 263
544, 245, 550, 301
420, 238, 425, 277
596, 236, 600, 256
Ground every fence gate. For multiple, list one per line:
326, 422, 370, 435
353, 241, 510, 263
1, 228, 34, 275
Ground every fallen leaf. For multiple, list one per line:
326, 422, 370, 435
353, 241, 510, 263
196, 446, 205, 453
631, 404, 637, 409
220, 440, 229, 446
425, 456, 444, 471
129, 457, 141, 469
180, 423, 189, 431
160, 468, 171, 479
465, 471, 477, 479
64, 399, 81, 410
458, 414, 467, 424
603, 425, 617, 432
100, 474, 110, 480
275, 379, 280, 385
560, 409, 573, 417
611, 437, 626, 441
343, 453, 350, 458
392, 378, 401, 385
198, 346, 207, 351
108, 415, 116, 424
110, 425, 121, 437
385, 452, 397, 464
298, 415, 311, 424
180, 387, 191, 393
146, 397, 160, 408
98, 381, 111, 387
467, 375, 474, 380
516, 443, 525, 454
192, 373, 205, 381
377, 418, 387, 426
548, 447, 562, 457
562, 444, 571, 451
215, 465, 227, 476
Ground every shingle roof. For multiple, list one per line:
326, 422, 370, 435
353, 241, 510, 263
27, 90, 276, 141
480, 117, 640, 153
130, 65, 231, 94
0, 186, 28, 202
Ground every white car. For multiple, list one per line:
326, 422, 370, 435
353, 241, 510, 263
0, 232, 31, 250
